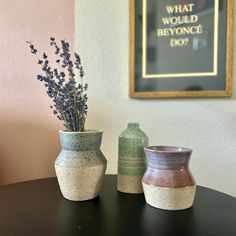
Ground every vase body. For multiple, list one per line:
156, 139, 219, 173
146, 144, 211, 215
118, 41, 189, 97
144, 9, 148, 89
143, 146, 196, 210
55, 130, 107, 201
117, 123, 149, 194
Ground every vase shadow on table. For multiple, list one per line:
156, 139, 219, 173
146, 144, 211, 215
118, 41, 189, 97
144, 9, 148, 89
54, 197, 103, 236
0, 120, 59, 185
54, 192, 147, 236
54, 183, 197, 236
142, 203, 195, 236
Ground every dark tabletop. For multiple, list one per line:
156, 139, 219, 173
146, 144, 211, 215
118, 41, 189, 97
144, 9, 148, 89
0, 175, 235, 236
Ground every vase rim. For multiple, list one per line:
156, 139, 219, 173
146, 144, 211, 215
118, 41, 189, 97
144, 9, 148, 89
144, 146, 192, 154
59, 129, 103, 134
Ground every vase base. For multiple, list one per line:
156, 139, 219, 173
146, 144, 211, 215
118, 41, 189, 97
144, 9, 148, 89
117, 175, 143, 194
142, 183, 196, 210
62, 194, 99, 202
55, 164, 106, 201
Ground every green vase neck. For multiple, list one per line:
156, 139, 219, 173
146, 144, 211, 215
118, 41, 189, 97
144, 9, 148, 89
127, 123, 139, 129
59, 131, 102, 151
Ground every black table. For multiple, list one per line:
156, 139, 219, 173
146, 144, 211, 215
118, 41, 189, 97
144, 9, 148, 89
0, 175, 235, 236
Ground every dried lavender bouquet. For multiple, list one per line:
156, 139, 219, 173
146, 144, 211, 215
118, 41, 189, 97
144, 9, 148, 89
27, 38, 88, 132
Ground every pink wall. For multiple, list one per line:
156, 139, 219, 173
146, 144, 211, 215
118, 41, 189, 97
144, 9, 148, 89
0, 0, 74, 184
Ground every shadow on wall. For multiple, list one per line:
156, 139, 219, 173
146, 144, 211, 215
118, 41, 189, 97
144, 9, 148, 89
0, 120, 60, 185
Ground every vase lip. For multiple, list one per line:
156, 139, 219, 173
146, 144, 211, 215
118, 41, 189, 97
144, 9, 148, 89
127, 123, 139, 128
144, 146, 192, 154
59, 129, 103, 134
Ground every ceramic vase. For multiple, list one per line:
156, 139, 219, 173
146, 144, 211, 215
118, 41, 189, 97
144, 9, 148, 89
142, 146, 196, 210
55, 130, 107, 201
117, 123, 149, 194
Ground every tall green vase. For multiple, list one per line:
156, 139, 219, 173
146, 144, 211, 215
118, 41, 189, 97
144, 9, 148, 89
117, 123, 149, 194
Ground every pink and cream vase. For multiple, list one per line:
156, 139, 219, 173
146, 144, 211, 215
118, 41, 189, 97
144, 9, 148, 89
142, 146, 196, 210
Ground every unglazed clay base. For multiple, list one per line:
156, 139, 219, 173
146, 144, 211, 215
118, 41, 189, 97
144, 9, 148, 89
55, 164, 106, 201
142, 182, 196, 210
117, 175, 143, 194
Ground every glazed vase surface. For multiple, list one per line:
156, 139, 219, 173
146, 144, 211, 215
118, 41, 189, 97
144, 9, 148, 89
117, 123, 149, 194
143, 146, 196, 210
55, 130, 107, 201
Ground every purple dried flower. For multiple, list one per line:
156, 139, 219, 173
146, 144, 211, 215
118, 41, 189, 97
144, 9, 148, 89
43, 53, 47, 59
60, 72, 65, 77
27, 38, 88, 132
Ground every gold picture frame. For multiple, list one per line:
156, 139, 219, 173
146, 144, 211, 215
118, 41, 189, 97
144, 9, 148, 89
129, 0, 234, 98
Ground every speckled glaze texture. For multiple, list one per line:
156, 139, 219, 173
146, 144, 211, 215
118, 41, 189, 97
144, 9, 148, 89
143, 183, 196, 210
55, 130, 107, 201
117, 123, 149, 194
142, 146, 196, 210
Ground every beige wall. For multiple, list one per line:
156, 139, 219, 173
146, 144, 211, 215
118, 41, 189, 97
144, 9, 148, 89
75, 0, 236, 197
0, 0, 74, 184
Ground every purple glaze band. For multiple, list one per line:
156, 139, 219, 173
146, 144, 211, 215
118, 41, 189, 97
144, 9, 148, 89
143, 146, 196, 188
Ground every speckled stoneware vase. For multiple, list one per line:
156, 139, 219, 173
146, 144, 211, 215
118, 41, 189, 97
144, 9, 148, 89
55, 130, 107, 201
142, 146, 196, 210
117, 123, 149, 194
